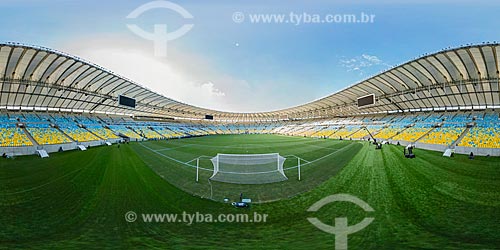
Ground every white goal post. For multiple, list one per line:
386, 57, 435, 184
209, 153, 288, 184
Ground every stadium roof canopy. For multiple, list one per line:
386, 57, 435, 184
0, 42, 499, 121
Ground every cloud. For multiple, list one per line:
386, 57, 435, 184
57, 35, 253, 111
361, 54, 382, 64
340, 54, 391, 76
200, 81, 225, 97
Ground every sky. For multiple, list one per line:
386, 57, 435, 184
0, 0, 499, 112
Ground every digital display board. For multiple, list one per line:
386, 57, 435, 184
357, 94, 375, 108
118, 95, 136, 108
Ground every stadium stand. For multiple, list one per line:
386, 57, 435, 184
3, 110, 500, 154
59, 123, 100, 142
88, 126, 120, 139
108, 125, 142, 139
179, 125, 205, 136
0, 124, 33, 147
313, 125, 341, 138
419, 126, 464, 145
331, 126, 360, 139
350, 125, 383, 139
166, 125, 189, 137
153, 126, 182, 138
130, 126, 157, 139
418, 114, 469, 145
374, 126, 404, 140
22, 113, 45, 123
27, 124, 72, 145
458, 113, 500, 148
390, 125, 432, 143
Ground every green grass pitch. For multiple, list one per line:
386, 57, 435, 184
0, 134, 499, 249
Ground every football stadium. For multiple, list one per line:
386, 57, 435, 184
1, 1, 499, 249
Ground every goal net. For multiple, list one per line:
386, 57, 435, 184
210, 153, 287, 184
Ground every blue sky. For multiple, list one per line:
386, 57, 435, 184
1, 0, 499, 112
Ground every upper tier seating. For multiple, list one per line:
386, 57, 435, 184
21, 113, 45, 123
75, 116, 100, 125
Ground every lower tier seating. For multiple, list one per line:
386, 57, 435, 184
392, 127, 432, 142
331, 126, 360, 139
27, 128, 72, 145
419, 127, 464, 145
459, 127, 500, 148
87, 127, 120, 139
61, 127, 100, 142
374, 126, 404, 140
108, 126, 142, 139
134, 127, 162, 139
0, 127, 33, 147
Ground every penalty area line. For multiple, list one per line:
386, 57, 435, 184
283, 154, 311, 163
283, 143, 354, 170
184, 155, 212, 164
153, 144, 193, 152
138, 143, 213, 171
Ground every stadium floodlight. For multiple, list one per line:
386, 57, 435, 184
209, 153, 287, 184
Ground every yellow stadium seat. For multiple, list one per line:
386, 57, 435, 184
0, 128, 33, 147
